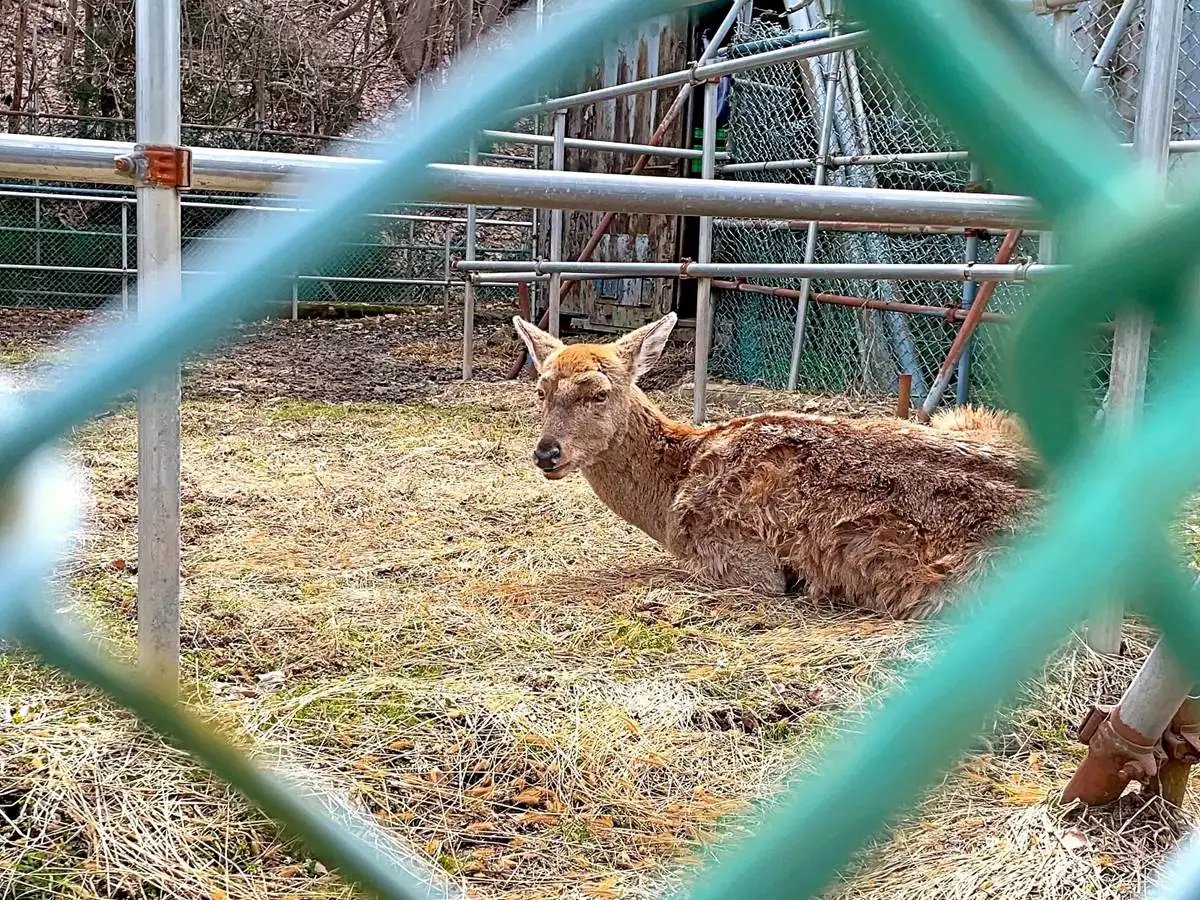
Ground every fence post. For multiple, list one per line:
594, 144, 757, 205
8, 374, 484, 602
548, 110, 566, 337
133, 0, 184, 691
692, 79, 720, 425
121, 200, 130, 315
1089, 0, 1183, 655
291, 275, 298, 321
462, 138, 478, 379
786, 37, 843, 391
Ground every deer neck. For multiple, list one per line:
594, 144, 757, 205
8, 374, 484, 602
578, 388, 700, 546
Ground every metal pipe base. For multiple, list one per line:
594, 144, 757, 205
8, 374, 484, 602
1061, 704, 1162, 806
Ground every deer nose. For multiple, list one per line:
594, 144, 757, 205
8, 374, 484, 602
534, 438, 562, 470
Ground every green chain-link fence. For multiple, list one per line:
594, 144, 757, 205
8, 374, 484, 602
0, 116, 538, 311
5, 0, 1200, 898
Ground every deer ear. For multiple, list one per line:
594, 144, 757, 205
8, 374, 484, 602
513, 316, 563, 373
614, 312, 677, 381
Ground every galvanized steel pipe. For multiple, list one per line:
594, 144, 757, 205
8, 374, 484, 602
0, 133, 1045, 228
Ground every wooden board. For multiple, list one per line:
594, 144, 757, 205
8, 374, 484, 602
537, 12, 690, 331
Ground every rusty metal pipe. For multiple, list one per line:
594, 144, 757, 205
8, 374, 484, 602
916, 229, 1023, 422
517, 281, 531, 322
711, 279, 1012, 324
897, 373, 912, 420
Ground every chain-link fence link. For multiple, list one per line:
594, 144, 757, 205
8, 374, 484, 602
0, 114, 537, 311
711, 1, 1198, 408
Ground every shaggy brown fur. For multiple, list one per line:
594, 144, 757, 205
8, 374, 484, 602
513, 314, 1039, 619
929, 403, 1028, 448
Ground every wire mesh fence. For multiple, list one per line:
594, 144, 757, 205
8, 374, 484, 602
711, 1, 1195, 408
0, 114, 537, 311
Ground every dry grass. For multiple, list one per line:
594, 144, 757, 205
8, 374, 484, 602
0, 309, 1196, 899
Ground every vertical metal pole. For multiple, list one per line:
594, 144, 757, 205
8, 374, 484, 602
135, 0, 182, 690
121, 201, 129, 314
462, 139, 478, 379
532, 0, 545, 325
34, 191, 42, 268
1089, 0, 1183, 655
787, 45, 842, 390
548, 110, 566, 337
443, 222, 453, 313
291, 276, 299, 321
1038, 9, 1071, 295
955, 165, 982, 407
693, 80, 719, 425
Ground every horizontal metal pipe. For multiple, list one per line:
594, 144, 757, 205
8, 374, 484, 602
456, 259, 1061, 282
426, 165, 1042, 228
722, 150, 971, 173
0, 262, 453, 287
712, 218, 1027, 236
0, 186, 533, 229
720, 26, 832, 58
720, 139, 1200, 174
0, 133, 1044, 228
509, 31, 868, 117
480, 129, 729, 160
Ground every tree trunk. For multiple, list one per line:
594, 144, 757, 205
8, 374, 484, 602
61, 0, 79, 69
8, 1, 28, 133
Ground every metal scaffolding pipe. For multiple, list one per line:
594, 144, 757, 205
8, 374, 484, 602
718, 140, 1200, 174
1081, 0, 1141, 94
456, 259, 1061, 281
694, 80, 719, 425
787, 32, 843, 391
509, 31, 867, 117
722, 150, 970, 174
720, 25, 832, 58
1092, 0, 1185, 656
480, 129, 729, 160
133, 0, 182, 690
1062, 635, 1195, 806
0, 134, 1046, 228
548, 111, 566, 337
713, 218, 1024, 237
462, 139, 478, 379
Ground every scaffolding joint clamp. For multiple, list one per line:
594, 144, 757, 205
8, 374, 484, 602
679, 257, 695, 280
1076, 703, 1164, 785
114, 144, 193, 189
1162, 720, 1200, 763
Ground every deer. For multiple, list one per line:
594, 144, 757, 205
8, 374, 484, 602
512, 312, 1040, 620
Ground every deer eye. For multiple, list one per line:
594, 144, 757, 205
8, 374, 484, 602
536, 385, 547, 401
587, 391, 608, 404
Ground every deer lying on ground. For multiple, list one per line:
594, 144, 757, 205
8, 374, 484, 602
513, 312, 1039, 620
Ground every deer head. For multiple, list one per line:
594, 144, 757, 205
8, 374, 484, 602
512, 313, 677, 479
